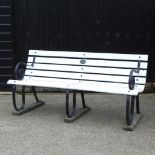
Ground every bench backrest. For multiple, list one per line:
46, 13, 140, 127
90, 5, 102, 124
24, 50, 148, 94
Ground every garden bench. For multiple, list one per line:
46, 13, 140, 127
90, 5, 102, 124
7, 50, 148, 130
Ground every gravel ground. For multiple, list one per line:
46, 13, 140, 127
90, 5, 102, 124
0, 93, 155, 155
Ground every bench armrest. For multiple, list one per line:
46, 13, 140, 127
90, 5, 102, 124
14, 62, 26, 80
128, 61, 141, 90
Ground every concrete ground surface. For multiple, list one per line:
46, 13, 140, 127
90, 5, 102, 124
0, 92, 155, 155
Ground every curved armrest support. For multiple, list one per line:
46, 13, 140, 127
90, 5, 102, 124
14, 62, 26, 80
128, 61, 141, 90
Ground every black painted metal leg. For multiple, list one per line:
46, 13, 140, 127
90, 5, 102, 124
12, 85, 45, 115
72, 91, 77, 116
81, 91, 86, 108
21, 86, 26, 110
64, 90, 91, 123
66, 90, 70, 117
12, 85, 25, 111
136, 95, 140, 113
126, 95, 135, 126
12, 85, 17, 110
31, 86, 39, 102
124, 95, 143, 131
66, 90, 77, 118
66, 90, 76, 117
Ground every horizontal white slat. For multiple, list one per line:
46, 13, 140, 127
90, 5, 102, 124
27, 57, 148, 69
79, 80, 145, 92
83, 52, 148, 61
75, 82, 140, 95
80, 73, 146, 84
25, 70, 81, 79
7, 79, 139, 95
82, 66, 146, 76
23, 76, 79, 84
29, 50, 148, 61
25, 70, 146, 84
29, 50, 84, 58
26, 63, 147, 77
23, 76, 145, 91
7, 79, 78, 91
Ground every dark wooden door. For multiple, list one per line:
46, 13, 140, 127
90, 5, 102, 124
0, 0, 15, 90
15, 0, 153, 81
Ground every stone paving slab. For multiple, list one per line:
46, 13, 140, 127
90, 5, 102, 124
0, 93, 155, 155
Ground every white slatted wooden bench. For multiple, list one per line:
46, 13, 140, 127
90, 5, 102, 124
7, 50, 148, 130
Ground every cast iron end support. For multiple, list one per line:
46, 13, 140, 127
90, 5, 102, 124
12, 85, 45, 116
124, 95, 143, 131
64, 90, 91, 123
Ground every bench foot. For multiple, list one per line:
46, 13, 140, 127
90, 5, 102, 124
12, 85, 44, 115
124, 113, 143, 131
64, 107, 91, 123
65, 90, 90, 122
125, 95, 142, 131
12, 101, 45, 115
